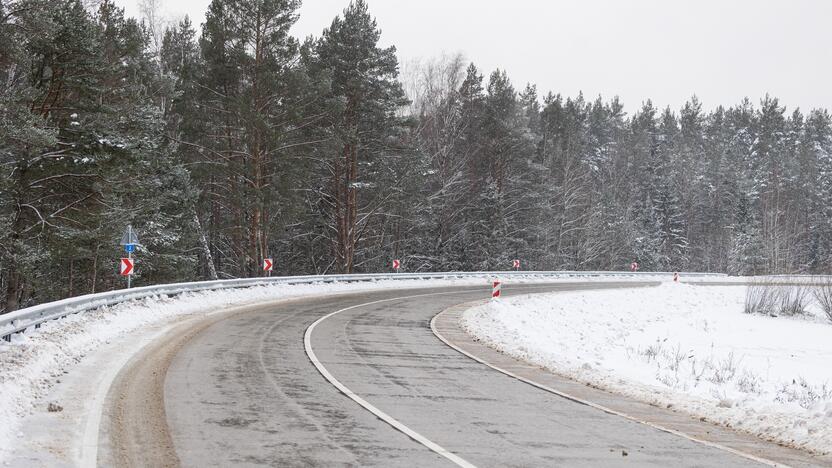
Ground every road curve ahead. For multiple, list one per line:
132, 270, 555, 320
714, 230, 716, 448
101, 282, 804, 467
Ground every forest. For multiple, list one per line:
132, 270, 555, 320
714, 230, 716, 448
3, 0, 832, 312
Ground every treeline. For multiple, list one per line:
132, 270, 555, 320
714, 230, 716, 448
2, 0, 832, 312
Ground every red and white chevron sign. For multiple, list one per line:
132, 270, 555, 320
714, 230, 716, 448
492, 280, 501, 299
512, 259, 520, 269
392, 259, 401, 270
263, 258, 273, 272
119, 258, 134, 276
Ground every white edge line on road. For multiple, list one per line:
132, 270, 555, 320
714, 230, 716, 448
77, 283, 558, 468
302, 283, 649, 468
304, 291, 481, 468
429, 306, 788, 468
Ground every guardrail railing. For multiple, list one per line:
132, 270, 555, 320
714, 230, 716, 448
0, 270, 723, 341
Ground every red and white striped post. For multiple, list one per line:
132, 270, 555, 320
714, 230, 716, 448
673, 272, 679, 282
491, 280, 502, 299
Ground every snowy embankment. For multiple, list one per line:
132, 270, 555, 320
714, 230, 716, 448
462, 283, 832, 454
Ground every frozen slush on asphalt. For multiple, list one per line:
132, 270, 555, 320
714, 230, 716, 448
462, 283, 832, 454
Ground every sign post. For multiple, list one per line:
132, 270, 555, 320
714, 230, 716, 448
392, 259, 401, 272
512, 259, 520, 271
263, 258, 274, 276
119, 225, 140, 288
492, 280, 502, 299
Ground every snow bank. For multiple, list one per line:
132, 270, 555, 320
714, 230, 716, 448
462, 283, 832, 454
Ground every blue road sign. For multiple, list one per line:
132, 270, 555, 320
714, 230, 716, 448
124, 244, 135, 253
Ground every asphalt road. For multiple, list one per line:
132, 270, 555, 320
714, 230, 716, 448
100, 282, 808, 467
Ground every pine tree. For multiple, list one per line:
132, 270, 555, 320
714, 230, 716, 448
0, 0, 194, 310
805, 110, 832, 271
160, 17, 218, 279
313, 0, 408, 273
699, 106, 739, 271
198, 0, 309, 277
628, 101, 662, 268
653, 107, 688, 269
753, 95, 789, 271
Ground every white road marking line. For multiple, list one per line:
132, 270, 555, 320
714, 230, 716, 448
303, 284, 637, 467
78, 284, 552, 468
430, 305, 788, 468
304, 291, 481, 468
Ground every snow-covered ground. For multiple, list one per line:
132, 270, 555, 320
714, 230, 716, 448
462, 283, 832, 454
0, 274, 668, 463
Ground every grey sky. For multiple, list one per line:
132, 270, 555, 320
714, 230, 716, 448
113, 0, 832, 113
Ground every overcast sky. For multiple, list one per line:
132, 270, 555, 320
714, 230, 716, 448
113, 0, 832, 113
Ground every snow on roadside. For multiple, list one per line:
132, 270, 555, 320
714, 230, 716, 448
462, 283, 832, 454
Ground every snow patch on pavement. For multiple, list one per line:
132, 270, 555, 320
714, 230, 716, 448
462, 283, 832, 454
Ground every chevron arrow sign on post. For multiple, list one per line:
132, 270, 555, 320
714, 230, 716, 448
119, 225, 140, 288
392, 259, 401, 271
263, 258, 273, 272
120, 258, 134, 276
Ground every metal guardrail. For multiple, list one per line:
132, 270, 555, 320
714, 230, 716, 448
0, 270, 724, 341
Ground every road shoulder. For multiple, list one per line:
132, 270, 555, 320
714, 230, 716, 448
432, 301, 831, 468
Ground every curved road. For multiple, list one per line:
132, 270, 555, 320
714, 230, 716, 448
98, 282, 822, 467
